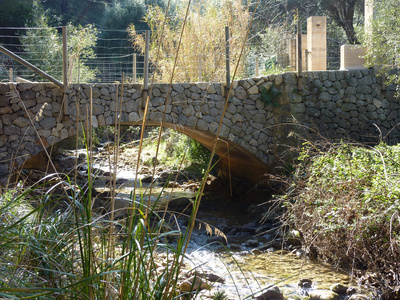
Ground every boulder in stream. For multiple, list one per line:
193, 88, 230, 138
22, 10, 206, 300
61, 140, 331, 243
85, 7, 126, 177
179, 276, 210, 293
308, 289, 339, 300
330, 283, 348, 295
255, 285, 284, 300
298, 278, 313, 288
348, 294, 370, 300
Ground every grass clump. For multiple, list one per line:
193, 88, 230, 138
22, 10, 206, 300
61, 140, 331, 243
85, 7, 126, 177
282, 142, 400, 298
0, 175, 188, 299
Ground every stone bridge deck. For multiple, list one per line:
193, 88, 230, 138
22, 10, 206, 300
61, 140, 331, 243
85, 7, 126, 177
0, 69, 398, 183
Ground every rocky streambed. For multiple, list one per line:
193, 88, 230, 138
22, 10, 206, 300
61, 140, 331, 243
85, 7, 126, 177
21, 141, 380, 300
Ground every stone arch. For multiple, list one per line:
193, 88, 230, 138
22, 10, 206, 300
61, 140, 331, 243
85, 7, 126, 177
122, 121, 270, 184
1, 69, 398, 184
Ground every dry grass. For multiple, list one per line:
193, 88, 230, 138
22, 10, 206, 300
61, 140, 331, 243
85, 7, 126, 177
128, 0, 250, 83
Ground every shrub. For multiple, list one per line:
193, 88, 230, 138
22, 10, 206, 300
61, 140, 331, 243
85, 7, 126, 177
283, 142, 400, 297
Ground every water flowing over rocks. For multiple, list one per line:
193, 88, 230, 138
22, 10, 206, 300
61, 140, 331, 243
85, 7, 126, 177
18, 144, 379, 300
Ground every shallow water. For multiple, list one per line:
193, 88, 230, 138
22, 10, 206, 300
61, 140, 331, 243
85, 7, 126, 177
183, 208, 353, 299
68, 149, 374, 299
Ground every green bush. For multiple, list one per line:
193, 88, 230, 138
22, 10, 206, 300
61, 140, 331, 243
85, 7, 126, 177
283, 142, 400, 296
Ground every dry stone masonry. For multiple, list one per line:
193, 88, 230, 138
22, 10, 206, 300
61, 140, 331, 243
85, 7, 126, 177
0, 68, 397, 182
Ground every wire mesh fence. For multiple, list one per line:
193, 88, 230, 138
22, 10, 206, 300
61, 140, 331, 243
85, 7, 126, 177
0, 24, 350, 85
0, 26, 261, 84
0, 27, 144, 84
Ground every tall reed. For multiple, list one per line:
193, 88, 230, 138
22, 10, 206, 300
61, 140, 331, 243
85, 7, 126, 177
0, 0, 271, 298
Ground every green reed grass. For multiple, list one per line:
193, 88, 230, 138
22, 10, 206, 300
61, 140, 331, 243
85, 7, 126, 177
0, 118, 280, 300
0, 0, 272, 296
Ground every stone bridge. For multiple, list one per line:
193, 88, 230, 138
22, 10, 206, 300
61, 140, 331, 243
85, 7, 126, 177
0, 68, 398, 183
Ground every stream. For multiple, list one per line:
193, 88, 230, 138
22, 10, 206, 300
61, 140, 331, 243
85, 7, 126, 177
48, 146, 379, 300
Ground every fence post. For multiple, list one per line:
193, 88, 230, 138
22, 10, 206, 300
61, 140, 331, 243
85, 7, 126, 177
133, 53, 137, 84
62, 26, 69, 115
255, 57, 259, 77
198, 55, 203, 82
9, 68, 13, 82
142, 30, 150, 110
225, 26, 230, 91
296, 20, 303, 93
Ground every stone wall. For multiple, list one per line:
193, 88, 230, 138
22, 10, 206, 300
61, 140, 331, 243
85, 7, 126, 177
0, 68, 397, 182
289, 69, 398, 144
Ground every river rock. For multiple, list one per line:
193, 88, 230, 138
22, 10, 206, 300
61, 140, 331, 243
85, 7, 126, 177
254, 224, 272, 235
286, 229, 302, 246
241, 220, 258, 231
346, 286, 359, 295
179, 276, 210, 292
308, 289, 339, 300
166, 195, 193, 211
244, 239, 259, 247
298, 278, 313, 288
348, 295, 370, 300
251, 248, 263, 255
255, 285, 284, 300
207, 235, 227, 245
295, 249, 306, 258
274, 249, 289, 255
330, 283, 348, 294
141, 175, 155, 183
191, 270, 225, 283
166, 180, 180, 188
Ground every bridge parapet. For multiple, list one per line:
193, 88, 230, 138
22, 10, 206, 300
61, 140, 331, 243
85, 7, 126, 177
0, 69, 398, 183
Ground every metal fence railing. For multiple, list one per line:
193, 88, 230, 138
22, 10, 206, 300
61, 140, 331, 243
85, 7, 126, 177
0, 26, 262, 85
0, 24, 351, 85
0, 27, 144, 84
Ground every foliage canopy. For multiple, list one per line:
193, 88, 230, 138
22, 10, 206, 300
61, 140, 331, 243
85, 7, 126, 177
363, 0, 400, 95
20, 1, 98, 83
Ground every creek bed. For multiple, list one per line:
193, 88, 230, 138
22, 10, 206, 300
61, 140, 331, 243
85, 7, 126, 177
61, 149, 378, 299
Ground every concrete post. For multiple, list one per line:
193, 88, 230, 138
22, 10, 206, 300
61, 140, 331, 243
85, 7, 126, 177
307, 16, 327, 71
340, 45, 366, 70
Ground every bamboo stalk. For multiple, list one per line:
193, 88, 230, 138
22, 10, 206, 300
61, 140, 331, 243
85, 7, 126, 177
225, 26, 230, 90
296, 20, 303, 93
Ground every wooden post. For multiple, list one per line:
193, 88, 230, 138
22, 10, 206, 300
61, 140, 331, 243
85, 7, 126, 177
296, 20, 303, 93
225, 26, 230, 90
9, 68, 13, 82
133, 53, 137, 84
198, 55, 202, 82
142, 30, 150, 109
62, 26, 69, 115
255, 57, 259, 77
